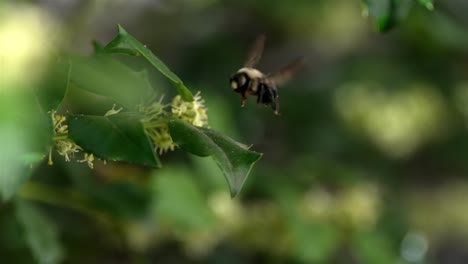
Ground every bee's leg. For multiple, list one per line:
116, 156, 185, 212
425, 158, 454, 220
257, 84, 265, 104
273, 100, 279, 115
269, 88, 279, 115
241, 92, 247, 107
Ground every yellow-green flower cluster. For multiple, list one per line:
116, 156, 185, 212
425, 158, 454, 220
142, 92, 209, 155
140, 96, 175, 155
48, 111, 95, 169
48, 92, 209, 166
171, 92, 208, 127
146, 125, 175, 155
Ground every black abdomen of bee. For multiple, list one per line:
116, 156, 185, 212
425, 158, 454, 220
257, 83, 279, 113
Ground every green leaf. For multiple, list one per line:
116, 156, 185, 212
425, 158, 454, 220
104, 25, 194, 102
65, 85, 123, 116
92, 40, 106, 55
168, 119, 262, 197
35, 59, 71, 112
68, 112, 160, 168
70, 56, 153, 108
417, 0, 433, 10
15, 199, 64, 264
365, 0, 412, 32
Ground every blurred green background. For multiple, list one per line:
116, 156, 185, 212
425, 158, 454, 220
2, 0, 468, 263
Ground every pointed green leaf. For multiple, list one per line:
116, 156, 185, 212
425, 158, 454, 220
68, 112, 160, 168
16, 199, 64, 264
168, 119, 262, 197
104, 25, 194, 102
70, 56, 153, 108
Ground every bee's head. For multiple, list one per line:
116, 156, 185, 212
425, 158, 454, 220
230, 72, 248, 92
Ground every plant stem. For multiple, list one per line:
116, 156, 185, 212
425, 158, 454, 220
19, 181, 113, 226
142, 120, 167, 129
53, 135, 68, 141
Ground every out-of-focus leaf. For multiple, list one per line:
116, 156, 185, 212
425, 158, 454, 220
65, 85, 121, 116
364, 0, 412, 32
68, 112, 160, 168
20, 152, 46, 167
63, 164, 150, 219
361, 0, 370, 17
369, 0, 394, 32
104, 25, 194, 102
152, 168, 214, 231
0, 128, 34, 201
363, 0, 431, 32
291, 221, 339, 263
168, 119, 262, 197
353, 231, 397, 264
0, 93, 50, 201
70, 56, 153, 108
280, 194, 339, 263
418, 0, 433, 10
15, 199, 64, 264
35, 59, 71, 112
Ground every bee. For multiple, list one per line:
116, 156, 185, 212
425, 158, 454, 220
229, 34, 305, 115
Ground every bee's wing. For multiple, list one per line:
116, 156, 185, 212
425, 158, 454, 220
267, 57, 305, 87
244, 34, 266, 68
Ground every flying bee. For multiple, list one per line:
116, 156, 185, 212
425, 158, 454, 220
230, 34, 305, 115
